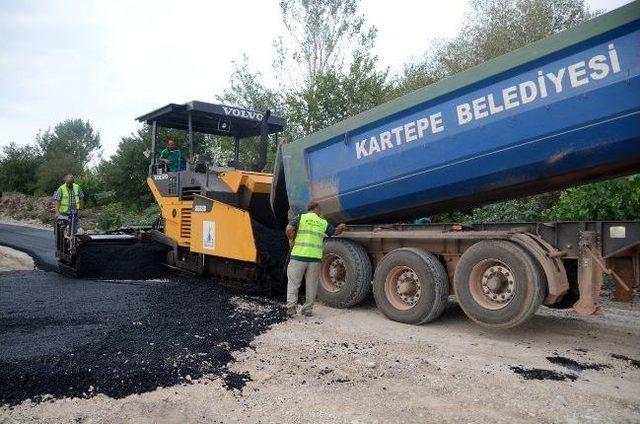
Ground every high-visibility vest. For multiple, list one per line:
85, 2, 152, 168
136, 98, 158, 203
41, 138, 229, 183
59, 183, 80, 214
290, 212, 329, 260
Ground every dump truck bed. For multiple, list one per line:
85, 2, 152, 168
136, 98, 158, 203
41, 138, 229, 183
279, 2, 640, 223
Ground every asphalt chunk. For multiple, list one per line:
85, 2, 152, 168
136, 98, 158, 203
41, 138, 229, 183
223, 371, 252, 391
546, 356, 610, 372
611, 353, 640, 369
0, 271, 286, 406
510, 366, 578, 381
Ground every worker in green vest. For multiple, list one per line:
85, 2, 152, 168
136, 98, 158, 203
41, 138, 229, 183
285, 202, 346, 317
54, 174, 85, 235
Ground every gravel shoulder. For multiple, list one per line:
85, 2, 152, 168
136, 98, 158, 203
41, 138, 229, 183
0, 246, 34, 271
3, 298, 639, 424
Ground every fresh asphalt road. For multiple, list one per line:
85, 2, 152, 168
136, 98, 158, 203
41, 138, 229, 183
0, 223, 56, 270
0, 223, 285, 406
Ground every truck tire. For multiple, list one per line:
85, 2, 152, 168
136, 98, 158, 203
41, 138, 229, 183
372, 248, 449, 325
318, 239, 372, 308
453, 240, 545, 329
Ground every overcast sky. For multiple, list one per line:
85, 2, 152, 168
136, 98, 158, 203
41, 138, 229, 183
0, 0, 633, 155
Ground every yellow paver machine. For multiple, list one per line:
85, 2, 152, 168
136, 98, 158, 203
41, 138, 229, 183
56, 101, 289, 292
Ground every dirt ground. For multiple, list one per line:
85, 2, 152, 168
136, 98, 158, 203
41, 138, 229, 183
0, 192, 101, 231
2, 296, 639, 424
0, 246, 34, 271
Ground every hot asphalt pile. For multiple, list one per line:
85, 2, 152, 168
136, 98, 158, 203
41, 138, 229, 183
0, 271, 287, 407
252, 220, 290, 292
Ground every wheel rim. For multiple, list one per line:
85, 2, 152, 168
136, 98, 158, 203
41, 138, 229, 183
468, 259, 515, 310
384, 266, 421, 310
320, 254, 346, 293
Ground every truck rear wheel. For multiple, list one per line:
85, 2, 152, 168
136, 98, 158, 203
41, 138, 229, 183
453, 240, 545, 329
318, 239, 372, 308
373, 248, 449, 324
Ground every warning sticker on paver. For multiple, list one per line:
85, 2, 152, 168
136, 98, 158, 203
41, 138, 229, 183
609, 226, 626, 239
203, 221, 216, 249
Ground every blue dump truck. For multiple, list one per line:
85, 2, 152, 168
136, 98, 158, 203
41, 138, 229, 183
271, 1, 640, 328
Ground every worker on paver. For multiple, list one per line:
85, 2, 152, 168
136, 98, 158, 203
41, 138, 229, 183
285, 202, 346, 317
159, 139, 185, 172
54, 174, 85, 235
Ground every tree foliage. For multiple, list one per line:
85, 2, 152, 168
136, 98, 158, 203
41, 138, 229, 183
409, 0, 597, 222
218, 0, 389, 150
0, 143, 41, 193
99, 128, 155, 207
393, 0, 596, 98
543, 176, 640, 221
33, 119, 102, 194
274, 0, 377, 87
36, 119, 101, 165
1, 119, 102, 195
284, 54, 389, 138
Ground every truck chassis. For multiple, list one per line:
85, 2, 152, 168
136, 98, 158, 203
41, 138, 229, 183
316, 221, 639, 328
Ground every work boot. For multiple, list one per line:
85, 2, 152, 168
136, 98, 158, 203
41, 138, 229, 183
286, 305, 297, 317
301, 309, 313, 317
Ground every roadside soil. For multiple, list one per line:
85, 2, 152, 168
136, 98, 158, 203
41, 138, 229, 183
0, 246, 34, 271
0, 192, 101, 231
2, 296, 639, 424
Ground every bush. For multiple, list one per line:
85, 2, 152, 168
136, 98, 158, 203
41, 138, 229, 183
75, 172, 106, 207
140, 204, 161, 223
35, 151, 83, 196
0, 143, 42, 194
435, 193, 558, 223
97, 202, 125, 230
543, 175, 640, 221
97, 202, 161, 230
39, 211, 55, 225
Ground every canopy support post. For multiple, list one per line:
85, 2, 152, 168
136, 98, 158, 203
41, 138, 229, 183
234, 135, 240, 162
187, 111, 194, 166
149, 120, 157, 176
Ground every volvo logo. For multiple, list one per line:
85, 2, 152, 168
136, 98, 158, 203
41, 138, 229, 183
222, 106, 263, 121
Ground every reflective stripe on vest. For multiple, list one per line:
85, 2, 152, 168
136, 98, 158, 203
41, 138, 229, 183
59, 183, 80, 214
290, 212, 329, 260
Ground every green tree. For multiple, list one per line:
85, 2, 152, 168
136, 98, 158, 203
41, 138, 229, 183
35, 119, 102, 194
543, 176, 640, 221
274, 0, 378, 86
0, 143, 42, 193
216, 56, 283, 169
75, 170, 106, 207
100, 128, 155, 207
284, 53, 389, 138
36, 119, 101, 164
99, 126, 207, 207
393, 0, 596, 98
275, 0, 388, 139
406, 0, 596, 222
219, 0, 390, 157
35, 151, 84, 195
